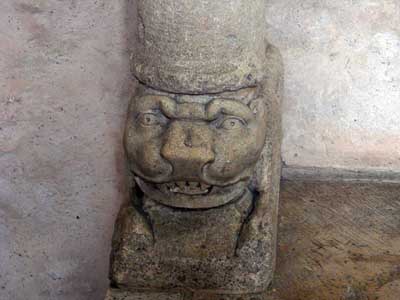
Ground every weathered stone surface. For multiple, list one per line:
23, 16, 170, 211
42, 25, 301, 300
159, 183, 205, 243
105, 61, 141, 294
109, 180, 400, 300
0, 1, 132, 299
111, 192, 254, 290
106, 288, 267, 300
2, 0, 400, 299
107, 0, 283, 297
132, 0, 268, 94
105, 289, 183, 300
191, 292, 266, 300
271, 180, 400, 300
109, 44, 283, 295
267, 0, 400, 171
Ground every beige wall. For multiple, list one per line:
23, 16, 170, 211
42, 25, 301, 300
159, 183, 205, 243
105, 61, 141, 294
266, 0, 400, 172
0, 1, 132, 299
1, 1, 399, 300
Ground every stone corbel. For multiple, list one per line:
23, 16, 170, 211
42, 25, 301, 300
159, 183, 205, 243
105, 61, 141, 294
106, 1, 283, 299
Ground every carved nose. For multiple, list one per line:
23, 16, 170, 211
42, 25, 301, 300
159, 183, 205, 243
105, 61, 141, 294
161, 121, 214, 179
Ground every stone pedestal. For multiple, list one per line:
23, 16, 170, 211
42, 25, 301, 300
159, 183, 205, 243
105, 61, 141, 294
105, 288, 268, 300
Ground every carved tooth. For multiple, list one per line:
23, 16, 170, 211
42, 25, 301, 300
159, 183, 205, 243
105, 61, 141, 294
177, 182, 186, 189
166, 183, 175, 191
200, 183, 210, 190
189, 182, 198, 189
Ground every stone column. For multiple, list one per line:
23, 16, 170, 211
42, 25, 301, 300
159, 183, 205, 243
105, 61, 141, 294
106, 0, 283, 299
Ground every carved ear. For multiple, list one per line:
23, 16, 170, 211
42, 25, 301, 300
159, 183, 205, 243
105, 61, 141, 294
249, 98, 266, 119
159, 97, 177, 118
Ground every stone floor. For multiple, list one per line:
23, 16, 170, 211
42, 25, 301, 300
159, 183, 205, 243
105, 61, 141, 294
269, 179, 400, 300
107, 180, 400, 300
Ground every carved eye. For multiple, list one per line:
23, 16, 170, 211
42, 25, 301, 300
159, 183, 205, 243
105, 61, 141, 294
137, 113, 164, 126
218, 117, 246, 130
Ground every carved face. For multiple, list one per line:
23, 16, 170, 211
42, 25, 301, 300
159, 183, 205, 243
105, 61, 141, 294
124, 87, 268, 209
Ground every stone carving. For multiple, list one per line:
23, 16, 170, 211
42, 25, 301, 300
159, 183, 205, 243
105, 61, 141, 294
106, 0, 283, 299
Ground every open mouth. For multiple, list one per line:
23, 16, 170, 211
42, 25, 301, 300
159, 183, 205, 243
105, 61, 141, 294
155, 182, 212, 195
135, 176, 247, 209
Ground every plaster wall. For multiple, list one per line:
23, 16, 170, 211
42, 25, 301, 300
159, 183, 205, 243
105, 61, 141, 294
0, 0, 399, 300
0, 1, 133, 299
266, 0, 400, 172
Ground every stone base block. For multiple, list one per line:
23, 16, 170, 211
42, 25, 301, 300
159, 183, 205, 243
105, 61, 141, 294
105, 289, 268, 300
192, 292, 266, 300
105, 289, 183, 300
